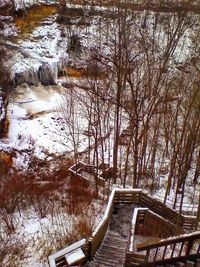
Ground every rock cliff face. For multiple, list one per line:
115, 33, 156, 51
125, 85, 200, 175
0, 0, 14, 36
0, 0, 67, 88
0, 1, 63, 88
0, 90, 8, 138
0, 0, 14, 16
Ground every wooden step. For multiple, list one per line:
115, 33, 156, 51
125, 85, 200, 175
96, 251, 126, 261
186, 261, 195, 267
98, 243, 126, 252
93, 258, 123, 266
96, 251, 125, 259
104, 235, 127, 243
88, 205, 132, 267
93, 255, 124, 265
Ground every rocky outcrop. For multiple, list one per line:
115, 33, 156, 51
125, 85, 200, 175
0, 90, 9, 138
0, 0, 14, 37
0, 0, 14, 16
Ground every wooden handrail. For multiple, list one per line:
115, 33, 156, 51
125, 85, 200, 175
137, 231, 200, 265
137, 231, 200, 251
139, 192, 196, 230
88, 188, 116, 258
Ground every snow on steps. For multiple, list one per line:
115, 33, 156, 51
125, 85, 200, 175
85, 202, 134, 266
87, 230, 128, 267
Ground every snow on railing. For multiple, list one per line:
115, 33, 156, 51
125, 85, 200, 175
129, 207, 148, 252
48, 238, 87, 267
69, 161, 106, 187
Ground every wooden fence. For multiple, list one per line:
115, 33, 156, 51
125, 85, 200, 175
139, 192, 196, 230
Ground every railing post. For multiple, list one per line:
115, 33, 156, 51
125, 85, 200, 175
186, 239, 194, 255
132, 191, 135, 204
87, 238, 92, 261
197, 244, 200, 254
145, 249, 150, 262
154, 247, 158, 261
162, 245, 167, 260
138, 190, 142, 205
171, 243, 176, 258
179, 241, 185, 257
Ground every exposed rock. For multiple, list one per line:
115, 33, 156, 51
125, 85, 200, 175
13, 0, 58, 13
0, 91, 9, 138
0, 0, 14, 16
0, 0, 14, 36
0, 150, 12, 166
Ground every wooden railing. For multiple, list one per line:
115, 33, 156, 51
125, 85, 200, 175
48, 239, 88, 267
153, 192, 199, 216
137, 231, 200, 266
69, 161, 105, 187
88, 188, 117, 258
49, 188, 197, 267
139, 192, 196, 230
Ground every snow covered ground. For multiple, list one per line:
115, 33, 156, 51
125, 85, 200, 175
0, 84, 92, 169
0, 196, 104, 267
13, 0, 59, 10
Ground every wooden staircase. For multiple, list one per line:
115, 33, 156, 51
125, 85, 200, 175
87, 203, 134, 267
88, 230, 128, 266
49, 189, 198, 267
